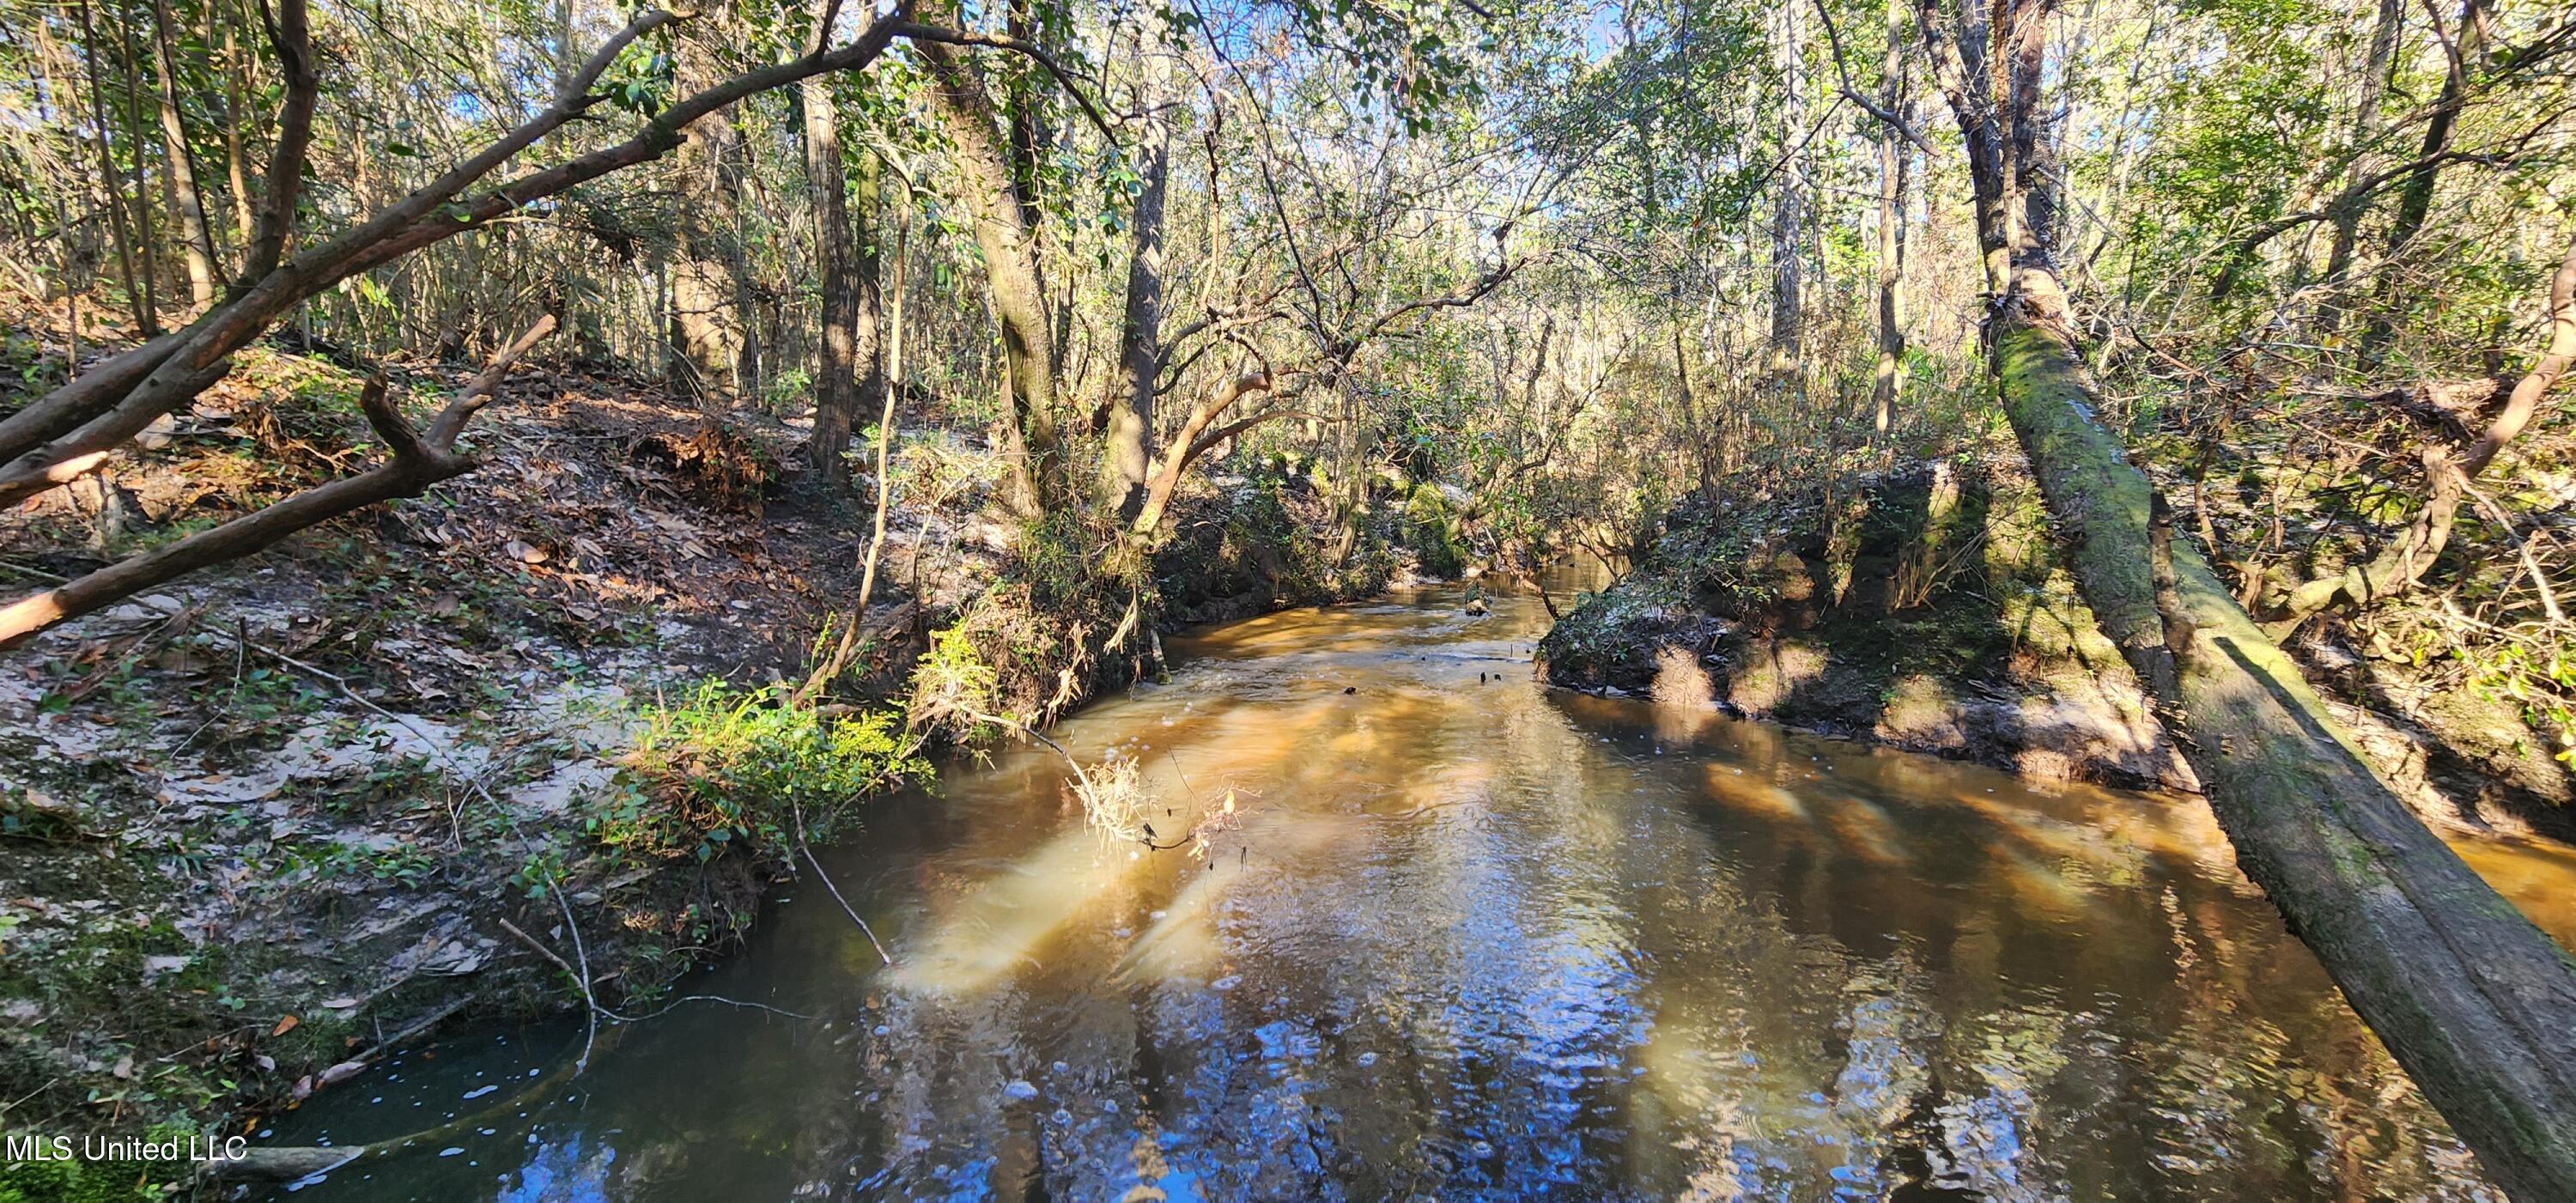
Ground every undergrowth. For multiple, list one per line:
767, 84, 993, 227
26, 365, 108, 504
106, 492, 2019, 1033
613, 682, 926, 861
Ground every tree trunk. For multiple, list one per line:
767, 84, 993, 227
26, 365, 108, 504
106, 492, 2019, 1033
2318, 0, 2403, 332
854, 152, 887, 471
1923, 3, 2576, 1194
1104, 50, 1175, 521
1004, 0, 1048, 234
150, 0, 219, 310
919, 7, 1060, 517
1767, 0, 1805, 382
2002, 0, 2059, 265
1872, 0, 1909, 439
1129, 370, 1276, 537
220, 0, 255, 251
668, 34, 749, 407
802, 62, 858, 483
1990, 276, 2576, 1203
2364, 0, 2484, 354
75, 0, 150, 337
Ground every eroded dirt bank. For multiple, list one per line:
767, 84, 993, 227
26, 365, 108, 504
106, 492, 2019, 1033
0, 326, 1393, 1178
1536, 454, 2576, 847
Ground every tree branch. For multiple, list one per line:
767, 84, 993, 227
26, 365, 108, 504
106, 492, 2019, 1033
1813, 0, 1936, 155
892, 21, 1119, 143
2266, 232, 2576, 624
0, 317, 556, 649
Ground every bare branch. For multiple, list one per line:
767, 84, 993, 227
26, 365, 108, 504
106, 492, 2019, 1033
0, 319, 556, 648
1812, 0, 1936, 155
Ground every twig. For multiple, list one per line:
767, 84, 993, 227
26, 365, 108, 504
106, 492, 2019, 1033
605, 994, 817, 1023
2462, 478, 2567, 623
495, 916, 578, 981
0, 557, 69, 583
790, 801, 892, 965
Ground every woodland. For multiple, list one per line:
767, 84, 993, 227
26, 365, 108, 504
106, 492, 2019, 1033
0, 0, 2573, 1194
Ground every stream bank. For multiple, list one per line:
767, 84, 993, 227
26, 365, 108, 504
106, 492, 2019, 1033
233, 586, 2573, 1200
0, 324, 1400, 1188
1537, 453, 2576, 848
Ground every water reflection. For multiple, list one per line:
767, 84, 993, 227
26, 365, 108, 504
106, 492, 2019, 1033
264, 587, 2565, 1201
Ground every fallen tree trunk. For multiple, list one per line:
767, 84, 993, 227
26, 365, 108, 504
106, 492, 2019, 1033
1916, 0, 2576, 1181
1990, 272, 2576, 1200
0, 332, 188, 464
0, 317, 555, 649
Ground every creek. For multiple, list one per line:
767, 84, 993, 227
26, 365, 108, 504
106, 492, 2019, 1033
263, 584, 2576, 1200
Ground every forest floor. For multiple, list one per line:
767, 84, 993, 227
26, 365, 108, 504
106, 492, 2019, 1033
0, 301, 1386, 1158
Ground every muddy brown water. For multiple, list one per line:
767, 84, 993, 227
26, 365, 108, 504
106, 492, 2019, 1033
264, 585, 2576, 1200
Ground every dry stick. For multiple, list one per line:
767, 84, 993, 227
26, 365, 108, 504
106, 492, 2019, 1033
495, 916, 577, 980
791, 802, 892, 965
968, 710, 1191, 851
2461, 478, 2567, 623
204, 1024, 605, 1185
963, 710, 1109, 817
307, 998, 471, 1089
204, 970, 812, 1185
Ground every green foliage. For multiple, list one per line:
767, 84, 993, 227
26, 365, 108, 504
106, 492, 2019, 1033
599, 43, 675, 118
0, 1128, 193, 1202
0, 328, 65, 398
1400, 484, 1467, 579
2457, 639, 2576, 771
616, 683, 925, 859
911, 622, 1005, 729
1017, 507, 1114, 606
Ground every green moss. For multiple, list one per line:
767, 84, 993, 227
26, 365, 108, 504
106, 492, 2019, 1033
1990, 323, 2163, 650
1400, 485, 1467, 579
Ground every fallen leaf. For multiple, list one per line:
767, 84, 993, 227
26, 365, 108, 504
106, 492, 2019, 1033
270, 1014, 300, 1037
504, 539, 550, 564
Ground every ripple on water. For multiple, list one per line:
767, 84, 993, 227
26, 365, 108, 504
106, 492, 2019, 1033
259, 588, 2530, 1203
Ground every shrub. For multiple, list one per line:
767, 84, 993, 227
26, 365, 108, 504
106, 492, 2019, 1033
612, 682, 925, 861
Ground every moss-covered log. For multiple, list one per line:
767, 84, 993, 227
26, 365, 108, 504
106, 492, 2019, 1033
1990, 294, 2576, 1200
